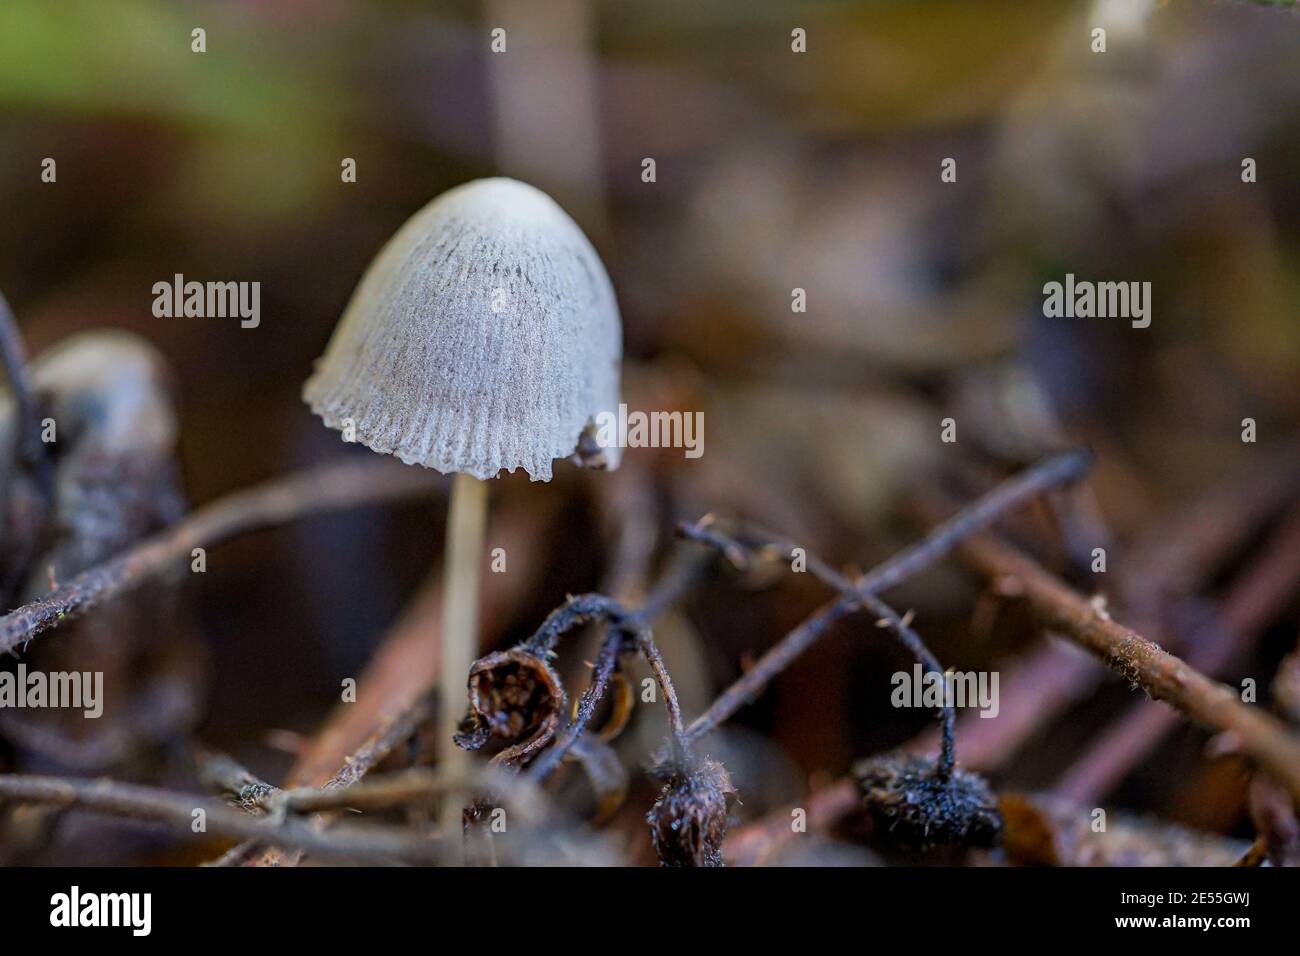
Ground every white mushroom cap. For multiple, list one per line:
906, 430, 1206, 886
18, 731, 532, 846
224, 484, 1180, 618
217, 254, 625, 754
304, 177, 622, 481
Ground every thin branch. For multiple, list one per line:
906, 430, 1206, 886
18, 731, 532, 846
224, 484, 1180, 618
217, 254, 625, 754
684, 449, 1092, 742
680, 520, 956, 777
238, 690, 434, 867
724, 453, 1297, 862
0, 458, 440, 656
278, 766, 549, 823
527, 627, 625, 780
952, 529, 1300, 803
193, 748, 279, 812
636, 630, 689, 763
1054, 502, 1300, 802
0, 773, 446, 865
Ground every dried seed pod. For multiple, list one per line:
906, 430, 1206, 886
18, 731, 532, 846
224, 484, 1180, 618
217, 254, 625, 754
454, 648, 566, 765
303, 176, 622, 481
647, 757, 737, 867
853, 751, 1002, 849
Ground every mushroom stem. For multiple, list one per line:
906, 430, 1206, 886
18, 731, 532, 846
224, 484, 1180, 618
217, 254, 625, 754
439, 472, 488, 838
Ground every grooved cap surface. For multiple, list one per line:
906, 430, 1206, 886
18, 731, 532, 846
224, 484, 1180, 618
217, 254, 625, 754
304, 177, 622, 481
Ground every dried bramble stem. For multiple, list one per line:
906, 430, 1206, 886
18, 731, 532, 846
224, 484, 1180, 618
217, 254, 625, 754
0, 459, 440, 656
685, 449, 1092, 742
953, 529, 1300, 803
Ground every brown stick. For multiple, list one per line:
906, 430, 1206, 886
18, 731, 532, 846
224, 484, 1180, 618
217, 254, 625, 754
0, 459, 441, 655
1055, 503, 1300, 802
955, 531, 1300, 802
0, 773, 447, 864
213, 693, 433, 867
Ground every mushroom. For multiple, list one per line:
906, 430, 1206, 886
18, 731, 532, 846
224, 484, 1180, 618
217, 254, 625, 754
303, 177, 622, 817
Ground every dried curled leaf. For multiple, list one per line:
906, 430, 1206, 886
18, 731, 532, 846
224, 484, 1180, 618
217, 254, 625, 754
647, 757, 737, 867
853, 751, 1001, 850
454, 648, 566, 766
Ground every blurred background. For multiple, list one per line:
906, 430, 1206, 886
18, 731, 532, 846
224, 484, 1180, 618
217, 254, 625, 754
1, 0, 1298, 864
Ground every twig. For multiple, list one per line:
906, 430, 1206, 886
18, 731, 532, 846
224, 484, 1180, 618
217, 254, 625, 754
724, 778, 859, 867
279, 766, 548, 823
0, 773, 446, 865
527, 627, 626, 780
952, 530, 1300, 802
724, 453, 1297, 861
636, 630, 689, 764
679, 520, 956, 777
684, 449, 1092, 742
193, 748, 279, 812
240, 691, 434, 867
0, 458, 441, 656
1055, 504, 1300, 802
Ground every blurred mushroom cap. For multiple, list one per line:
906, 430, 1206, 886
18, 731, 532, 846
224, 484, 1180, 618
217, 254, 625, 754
303, 177, 622, 481
0, 329, 178, 462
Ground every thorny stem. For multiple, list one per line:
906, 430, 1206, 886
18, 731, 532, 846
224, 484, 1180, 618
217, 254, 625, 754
684, 448, 1092, 744
725, 452, 1300, 863
0, 459, 440, 656
511, 451, 1087, 784
680, 520, 956, 779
